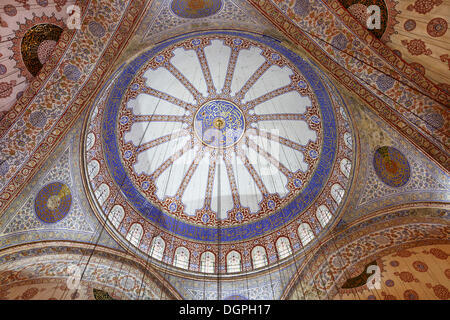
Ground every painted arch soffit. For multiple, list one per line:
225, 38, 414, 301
325, 0, 450, 102
334, 243, 450, 300
0, 0, 152, 216
0, 241, 182, 300
336, 0, 450, 94
0, 0, 74, 120
247, 0, 449, 171
281, 208, 450, 299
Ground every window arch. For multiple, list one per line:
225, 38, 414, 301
340, 107, 349, 121
227, 250, 241, 273
91, 105, 99, 120
344, 132, 352, 149
276, 237, 292, 259
86, 132, 95, 150
173, 247, 190, 270
94, 183, 110, 206
316, 205, 332, 228
109, 205, 124, 228
200, 251, 215, 274
149, 236, 165, 261
331, 183, 345, 204
297, 223, 315, 247
87, 160, 100, 180
340, 158, 351, 178
251, 246, 268, 269
126, 223, 143, 247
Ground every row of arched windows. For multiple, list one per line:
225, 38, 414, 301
117, 230, 311, 273
99, 191, 345, 273
99, 182, 346, 244
93, 166, 347, 235
313, 182, 346, 229
87, 113, 353, 273
92, 168, 347, 274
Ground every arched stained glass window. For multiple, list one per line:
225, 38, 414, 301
94, 183, 110, 206
340, 107, 349, 121
340, 158, 351, 178
150, 236, 165, 261
344, 132, 352, 149
173, 247, 190, 270
331, 183, 345, 204
316, 205, 332, 228
126, 223, 143, 247
276, 237, 292, 259
298, 223, 315, 247
109, 205, 124, 228
251, 246, 268, 269
200, 251, 215, 274
227, 250, 241, 273
87, 160, 100, 180
86, 132, 95, 150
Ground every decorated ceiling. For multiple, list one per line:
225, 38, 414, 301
0, 0, 74, 119
334, 244, 450, 300
0, 0, 448, 300
337, 0, 450, 93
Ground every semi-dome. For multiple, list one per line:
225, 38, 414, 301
83, 30, 355, 276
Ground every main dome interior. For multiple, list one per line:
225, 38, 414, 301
84, 30, 354, 275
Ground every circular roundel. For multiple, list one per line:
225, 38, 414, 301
3, 4, 17, 16
194, 99, 245, 148
404, 19, 417, 32
21, 24, 63, 77
170, 0, 222, 19
373, 146, 410, 187
427, 18, 447, 37
85, 30, 354, 272
34, 182, 72, 223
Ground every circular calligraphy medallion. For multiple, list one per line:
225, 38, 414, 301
194, 100, 245, 148
373, 146, 411, 187
34, 182, 72, 223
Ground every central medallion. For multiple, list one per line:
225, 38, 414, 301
194, 100, 245, 148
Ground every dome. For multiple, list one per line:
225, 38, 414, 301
83, 31, 354, 275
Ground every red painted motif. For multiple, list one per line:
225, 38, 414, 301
394, 271, 419, 283
401, 39, 432, 56
439, 54, 450, 70
407, 0, 443, 14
